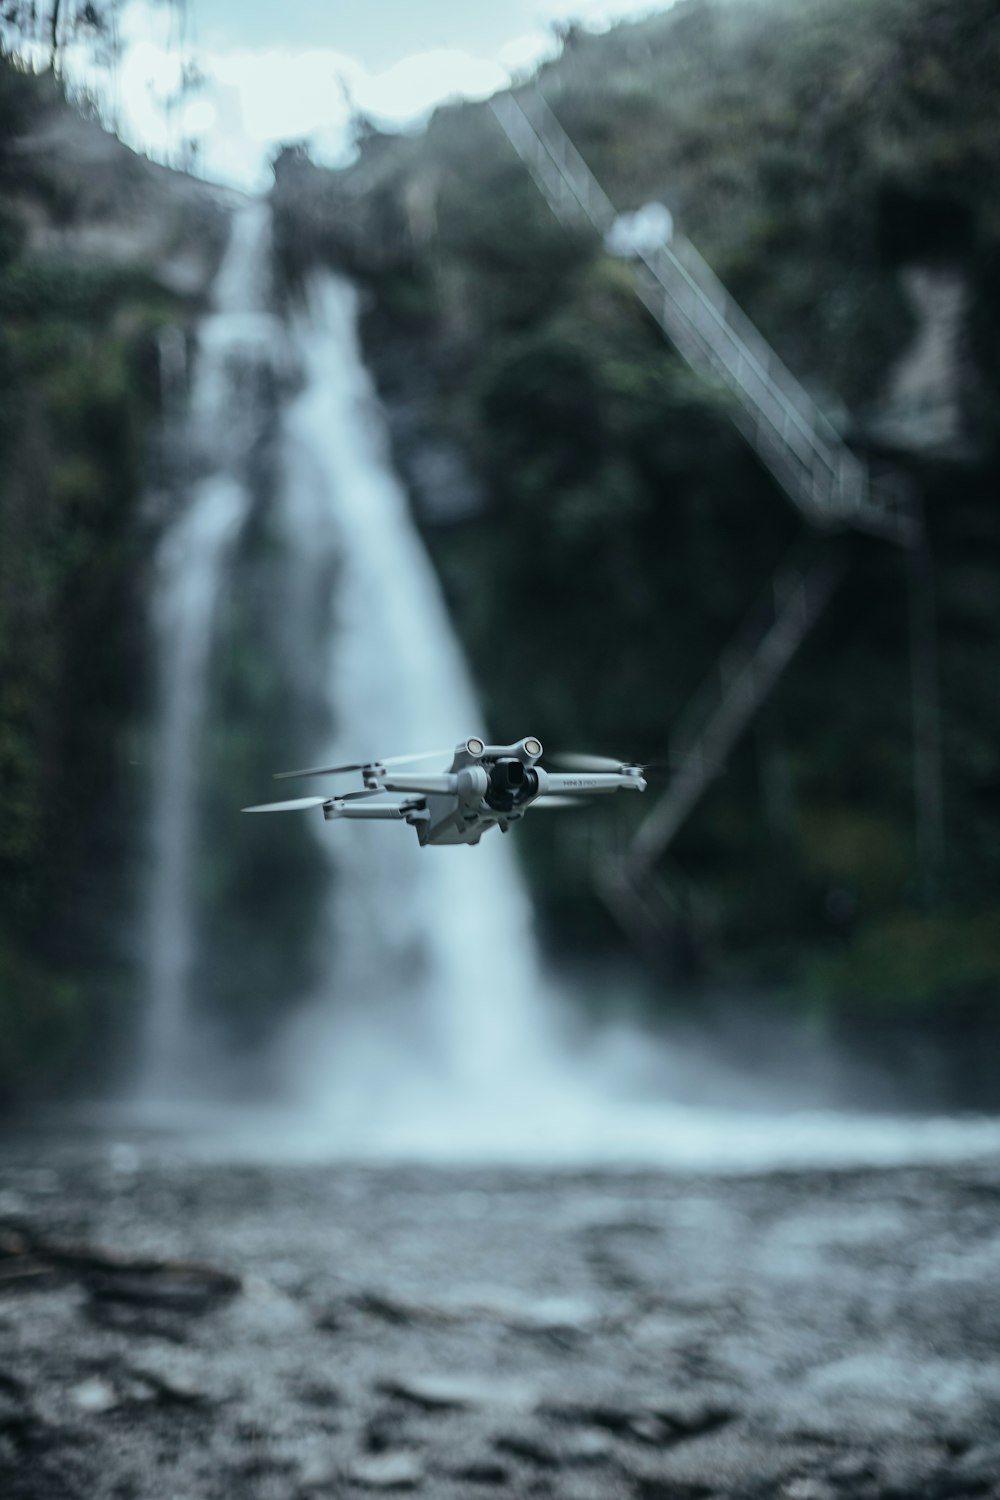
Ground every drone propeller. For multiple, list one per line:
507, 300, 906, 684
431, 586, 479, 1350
274, 749, 450, 781
549, 751, 636, 773
242, 796, 328, 814
378, 749, 452, 768
533, 795, 590, 809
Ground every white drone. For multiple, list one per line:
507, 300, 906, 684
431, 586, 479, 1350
243, 736, 646, 846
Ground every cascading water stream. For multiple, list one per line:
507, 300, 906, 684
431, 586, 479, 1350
141, 201, 283, 1096
277, 275, 560, 1131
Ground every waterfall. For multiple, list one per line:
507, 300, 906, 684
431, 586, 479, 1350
141, 201, 282, 1095
140, 200, 556, 1121
276, 275, 558, 1135
132, 201, 1000, 1169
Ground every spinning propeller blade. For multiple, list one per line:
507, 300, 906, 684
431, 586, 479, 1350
533, 795, 590, 809
242, 796, 327, 813
274, 749, 450, 780
379, 749, 452, 768
550, 752, 631, 773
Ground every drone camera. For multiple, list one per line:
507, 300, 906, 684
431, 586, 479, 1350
486, 757, 527, 810
500, 759, 525, 787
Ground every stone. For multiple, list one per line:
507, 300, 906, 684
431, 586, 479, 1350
449, 1459, 510, 1485
563, 1430, 614, 1466
126, 1356, 210, 1406
781, 1480, 839, 1500
954, 1440, 1000, 1484
378, 1373, 535, 1413
70, 1376, 118, 1414
349, 1451, 425, 1490
494, 1432, 560, 1469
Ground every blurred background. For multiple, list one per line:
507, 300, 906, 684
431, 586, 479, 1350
1, 0, 999, 1144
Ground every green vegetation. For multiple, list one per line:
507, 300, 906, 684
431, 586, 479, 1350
273, 0, 1000, 1013
0, 54, 223, 1100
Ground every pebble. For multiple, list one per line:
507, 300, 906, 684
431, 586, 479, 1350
781, 1480, 838, 1500
127, 1355, 209, 1405
563, 1430, 615, 1465
70, 1376, 118, 1414
349, 1451, 425, 1490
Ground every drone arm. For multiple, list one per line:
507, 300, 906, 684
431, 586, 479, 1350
373, 773, 457, 795
371, 770, 486, 799
538, 771, 646, 796
325, 800, 423, 821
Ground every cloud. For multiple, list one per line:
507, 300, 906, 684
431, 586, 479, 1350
497, 31, 557, 75
352, 48, 510, 121
110, 39, 520, 186
536, 0, 660, 22
207, 48, 359, 145
60, 0, 678, 188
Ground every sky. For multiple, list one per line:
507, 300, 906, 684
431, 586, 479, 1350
61, 0, 673, 189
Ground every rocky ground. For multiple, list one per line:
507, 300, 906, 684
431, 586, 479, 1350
1, 1132, 1000, 1499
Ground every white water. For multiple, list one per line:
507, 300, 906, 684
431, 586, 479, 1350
277, 275, 559, 1129
141, 202, 281, 1094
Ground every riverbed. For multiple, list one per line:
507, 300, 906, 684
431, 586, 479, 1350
2, 1124, 1000, 1499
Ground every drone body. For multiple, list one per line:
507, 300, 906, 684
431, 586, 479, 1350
243, 736, 646, 846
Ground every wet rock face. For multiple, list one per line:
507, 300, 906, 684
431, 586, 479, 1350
1, 1145, 1000, 1498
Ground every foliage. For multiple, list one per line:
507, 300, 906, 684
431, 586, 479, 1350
273, 0, 1000, 1013
0, 53, 222, 1101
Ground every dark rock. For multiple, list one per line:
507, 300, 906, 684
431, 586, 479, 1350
540, 1400, 642, 1437
295, 1378, 342, 1410
827, 1452, 878, 1484
875, 1459, 970, 1500
449, 1459, 511, 1485
632, 1479, 714, 1499
1, 1223, 240, 1314
364, 1412, 411, 1453
377, 1373, 535, 1413
494, 1432, 561, 1469
540, 1397, 732, 1447
0, 1227, 62, 1290
85, 1299, 190, 1343
86, 1263, 239, 1314
954, 1442, 1000, 1485
352, 1289, 451, 1326
780, 1479, 839, 1500
125, 1359, 211, 1407
237, 1450, 299, 1479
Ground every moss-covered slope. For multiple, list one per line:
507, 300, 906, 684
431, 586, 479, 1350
0, 58, 229, 1098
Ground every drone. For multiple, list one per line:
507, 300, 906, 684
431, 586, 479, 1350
242, 736, 646, 846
